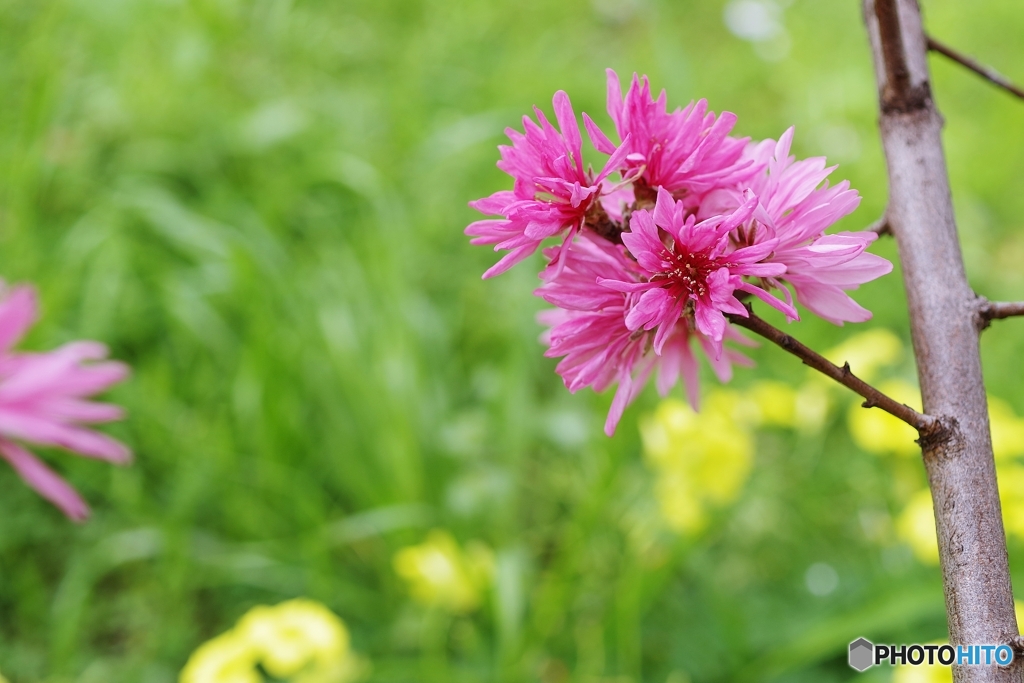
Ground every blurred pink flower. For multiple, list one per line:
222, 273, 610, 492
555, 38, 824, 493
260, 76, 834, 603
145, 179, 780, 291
0, 285, 130, 521
702, 127, 892, 324
595, 70, 759, 199
537, 232, 752, 435
466, 91, 630, 278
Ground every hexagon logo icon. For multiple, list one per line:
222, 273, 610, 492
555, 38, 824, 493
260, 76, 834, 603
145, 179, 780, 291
849, 637, 875, 672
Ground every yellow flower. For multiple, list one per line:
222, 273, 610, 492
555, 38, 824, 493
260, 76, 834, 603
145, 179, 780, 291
180, 630, 260, 683
794, 382, 831, 432
393, 530, 494, 613
998, 462, 1024, 539
824, 328, 902, 383
847, 379, 921, 455
640, 395, 754, 534
990, 396, 1024, 460
236, 599, 351, 680
748, 381, 798, 428
180, 600, 363, 683
653, 471, 707, 533
896, 489, 939, 564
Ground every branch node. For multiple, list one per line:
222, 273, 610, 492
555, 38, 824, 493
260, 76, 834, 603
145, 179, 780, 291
866, 214, 891, 237
916, 416, 957, 454
975, 297, 1024, 331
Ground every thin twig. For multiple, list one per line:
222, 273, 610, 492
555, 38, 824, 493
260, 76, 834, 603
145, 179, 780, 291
726, 306, 938, 432
927, 36, 1024, 101
977, 299, 1024, 330
866, 213, 891, 236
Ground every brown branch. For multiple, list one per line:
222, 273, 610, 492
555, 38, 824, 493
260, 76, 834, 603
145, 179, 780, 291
978, 299, 1024, 329
872, 0, 931, 112
865, 1, 1021, 673
725, 306, 939, 433
584, 201, 624, 244
927, 36, 1024, 101
866, 213, 891, 236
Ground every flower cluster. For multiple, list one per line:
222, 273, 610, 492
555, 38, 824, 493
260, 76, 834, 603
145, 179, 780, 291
467, 70, 891, 434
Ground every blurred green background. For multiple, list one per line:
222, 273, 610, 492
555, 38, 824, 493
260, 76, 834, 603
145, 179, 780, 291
1, 0, 1023, 681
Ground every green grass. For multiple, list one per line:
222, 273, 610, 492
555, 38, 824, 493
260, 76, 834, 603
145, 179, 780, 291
1, 0, 1024, 681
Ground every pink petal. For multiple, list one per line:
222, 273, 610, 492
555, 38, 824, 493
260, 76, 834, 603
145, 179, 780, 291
583, 113, 617, 155
0, 408, 132, 463
788, 276, 873, 325
553, 91, 583, 176
0, 440, 89, 521
605, 68, 625, 136
594, 133, 633, 185
0, 286, 39, 354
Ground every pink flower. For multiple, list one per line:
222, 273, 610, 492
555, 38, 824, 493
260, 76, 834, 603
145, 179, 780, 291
702, 127, 892, 324
590, 70, 759, 200
466, 91, 630, 278
537, 232, 752, 435
599, 188, 796, 358
466, 72, 894, 438
0, 285, 130, 521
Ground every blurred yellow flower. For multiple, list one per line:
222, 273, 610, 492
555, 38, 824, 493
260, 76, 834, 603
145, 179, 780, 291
824, 328, 902, 383
180, 630, 260, 683
236, 599, 351, 680
793, 382, 831, 432
998, 462, 1024, 539
748, 381, 798, 428
891, 644, 953, 683
991, 396, 1024, 460
393, 530, 494, 613
180, 599, 363, 683
896, 489, 939, 564
847, 379, 921, 456
640, 395, 753, 534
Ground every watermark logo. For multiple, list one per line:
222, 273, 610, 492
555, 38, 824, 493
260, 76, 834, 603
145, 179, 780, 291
848, 638, 874, 672
848, 638, 1014, 671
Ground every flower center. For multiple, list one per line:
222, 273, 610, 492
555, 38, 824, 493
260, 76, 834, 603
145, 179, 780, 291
654, 247, 718, 300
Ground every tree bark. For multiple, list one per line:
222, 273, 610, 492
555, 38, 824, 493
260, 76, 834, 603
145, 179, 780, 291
863, 1, 1020, 680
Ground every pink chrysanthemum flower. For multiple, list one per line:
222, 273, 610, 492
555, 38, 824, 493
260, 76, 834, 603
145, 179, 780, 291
599, 188, 797, 358
0, 285, 130, 521
702, 128, 892, 324
537, 232, 753, 435
588, 70, 759, 204
466, 91, 630, 278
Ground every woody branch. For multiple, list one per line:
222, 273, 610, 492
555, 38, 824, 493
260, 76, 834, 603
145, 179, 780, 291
926, 36, 1024, 101
978, 300, 1024, 328
865, 1, 1020, 680
725, 306, 937, 432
